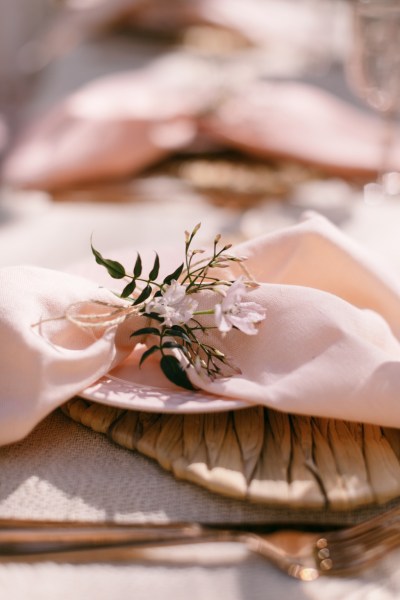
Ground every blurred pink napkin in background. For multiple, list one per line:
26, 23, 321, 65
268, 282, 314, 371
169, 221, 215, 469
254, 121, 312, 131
200, 81, 400, 179
2, 214, 400, 446
1, 55, 215, 191
3, 74, 399, 191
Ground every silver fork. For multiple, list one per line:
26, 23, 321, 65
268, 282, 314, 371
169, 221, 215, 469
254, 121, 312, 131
1, 504, 400, 580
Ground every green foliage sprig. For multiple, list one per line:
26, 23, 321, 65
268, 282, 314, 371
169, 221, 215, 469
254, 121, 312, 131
90, 224, 265, 390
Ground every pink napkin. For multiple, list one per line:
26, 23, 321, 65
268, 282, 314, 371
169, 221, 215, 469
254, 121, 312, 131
2, 213, 400, 447
201, 81, 400, 178
1, 56, 215, 191
0, 268, 136, 445
187, 214, 400, 424
4, 73, 400, 191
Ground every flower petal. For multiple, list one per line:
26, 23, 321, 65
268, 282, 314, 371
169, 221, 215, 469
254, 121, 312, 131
214, 303, 232, 333
228, 314, 259, 335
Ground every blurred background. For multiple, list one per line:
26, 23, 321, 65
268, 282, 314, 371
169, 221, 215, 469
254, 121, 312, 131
1, 0, 399, 270
0, 0, 352, 164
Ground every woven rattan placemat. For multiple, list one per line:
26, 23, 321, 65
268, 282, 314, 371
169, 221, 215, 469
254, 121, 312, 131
62, 397, 400, 512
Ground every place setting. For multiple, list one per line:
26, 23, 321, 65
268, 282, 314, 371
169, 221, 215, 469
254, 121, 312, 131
3, 1, 400, 596
2, 211, 400, 580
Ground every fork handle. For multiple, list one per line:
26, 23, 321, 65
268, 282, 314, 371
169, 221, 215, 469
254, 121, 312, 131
0, 524, 220, 555
0, 541, 224, 564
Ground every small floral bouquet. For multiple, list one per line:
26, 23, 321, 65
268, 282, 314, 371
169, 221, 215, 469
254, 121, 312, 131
71, 224, 266, 391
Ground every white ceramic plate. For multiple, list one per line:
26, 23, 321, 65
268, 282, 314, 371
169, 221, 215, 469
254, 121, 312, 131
79, 355, 249, 414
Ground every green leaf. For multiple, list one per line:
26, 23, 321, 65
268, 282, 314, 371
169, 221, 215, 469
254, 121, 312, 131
139, 345, 160, 367
149, 253, 160, 281
121, 279, 136, 298
91, 244, 126, 279
160, 355, 196, 390
164, 327, 191, 344
163, 263, 184, 285
161, 341, 183, 350
177, 345, 191, 358
133, 253, 142, 278
161, 341, 191, 359
133, 285, 152, 306
144, 312, 163, 322
130, 327, 160, 337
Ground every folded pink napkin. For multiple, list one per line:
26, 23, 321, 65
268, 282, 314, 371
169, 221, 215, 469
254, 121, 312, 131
200, 81, 400, 178
2, 213, 400, 447
0, 268, 137, 445
4, 73, 399, 190
1, 56, 215, 191
187, 214, 400, 424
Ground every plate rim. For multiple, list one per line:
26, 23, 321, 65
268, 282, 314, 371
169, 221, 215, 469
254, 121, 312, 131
80, 372, 250, 414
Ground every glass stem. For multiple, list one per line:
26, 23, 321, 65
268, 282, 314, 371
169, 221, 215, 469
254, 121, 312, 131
364, 107, 397, 204
378, 107, 395, 193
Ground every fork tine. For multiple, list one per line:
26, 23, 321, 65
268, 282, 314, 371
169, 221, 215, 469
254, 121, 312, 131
324, 525, 399, 553
323, 504, 400, 544
322, 538, 400, 576
309, 504, 400, 575
316, 527, 400, 574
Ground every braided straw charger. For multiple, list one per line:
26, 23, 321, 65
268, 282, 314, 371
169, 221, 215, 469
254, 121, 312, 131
62, 397, 400, 511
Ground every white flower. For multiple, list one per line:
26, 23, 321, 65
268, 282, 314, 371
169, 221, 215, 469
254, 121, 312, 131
214, 277, 266, 335
145, 280, 198, 326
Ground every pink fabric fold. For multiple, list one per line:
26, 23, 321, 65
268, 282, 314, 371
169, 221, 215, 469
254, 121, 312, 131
1, 56, 215, 191
4, 73, 400, 191
187, 214, 400, 425
0, 267, 135, 445
2, 213, 400, 446
200, 81, 400, 178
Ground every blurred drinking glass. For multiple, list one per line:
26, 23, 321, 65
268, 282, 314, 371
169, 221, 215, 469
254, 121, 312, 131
347, 0, 400, 203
